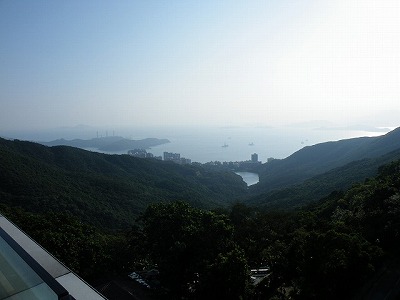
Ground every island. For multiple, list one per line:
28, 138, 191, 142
39, 136, 170, 152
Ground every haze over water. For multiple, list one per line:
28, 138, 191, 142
1, 2, 399, 134
128, 126, 390, 163
2, 125, 391, 164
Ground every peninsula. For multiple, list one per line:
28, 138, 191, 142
40, 136, 170, 152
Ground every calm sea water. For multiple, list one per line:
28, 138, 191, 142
1, 126, 388, 164
235, 172, 259, 186
126, 126, 386, 163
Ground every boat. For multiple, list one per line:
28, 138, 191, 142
248, 142, 254, 146
222, 143, 228, 148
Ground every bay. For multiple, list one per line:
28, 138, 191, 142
140, 126, 385, 163
235, 172, 259, 186
2, 125, 388, 164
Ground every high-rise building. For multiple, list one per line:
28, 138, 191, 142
251, 153, 258, 163
163, 152, 180, 162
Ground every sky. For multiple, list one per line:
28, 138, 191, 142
1, 0, 399, 131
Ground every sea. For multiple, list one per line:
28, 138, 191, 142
2, 125, 390, 164
235, 172, 260, 186
2, 125, 391, 187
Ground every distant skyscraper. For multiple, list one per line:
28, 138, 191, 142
163, 152, 180, 161
251, 153, 258, 163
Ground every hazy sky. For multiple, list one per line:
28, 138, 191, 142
1, 0, 399, 130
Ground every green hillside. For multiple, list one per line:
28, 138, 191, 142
247, 148, 400, 210
254, 127, 400, 193
228, 159, 400, 299
2, 157, 399, 299
2, 134, 400, 299
0, 138, 247, 230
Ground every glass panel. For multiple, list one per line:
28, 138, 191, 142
4, 282, 56, 300
0, 236, 57, 300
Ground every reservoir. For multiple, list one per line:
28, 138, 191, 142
235, 172, 259, 186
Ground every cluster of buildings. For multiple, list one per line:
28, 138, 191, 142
128, 149, 162, 160
163, 151, 191, 165
127, 149, 191, 165
203, 153, 264, 171
128, 150, 273, 169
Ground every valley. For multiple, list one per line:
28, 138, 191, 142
1, 128, 400, 299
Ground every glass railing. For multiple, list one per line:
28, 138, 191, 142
0, 229, 70, 300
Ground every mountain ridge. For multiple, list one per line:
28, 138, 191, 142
248, 148, 400, 210
0, 138, 247, 230
255, 127, 400, 192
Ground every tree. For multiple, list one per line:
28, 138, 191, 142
134, 201, 250, 299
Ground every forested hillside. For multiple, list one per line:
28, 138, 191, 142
248, 148, 400, 210
2, 157, 400, 299
128, 159, 400, 299
2, 133, 400, 299
0, 138, 247, 229
254, 127, 400, 192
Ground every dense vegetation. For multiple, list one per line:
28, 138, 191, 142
0, 205, 125, 280
2, 133, 400, 299
2, 153, 400, 298
247, 148, 400, 210
0, 137, 247, 229
254, 127, 400, 193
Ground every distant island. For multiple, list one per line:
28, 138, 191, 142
39, 136, 170, 152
